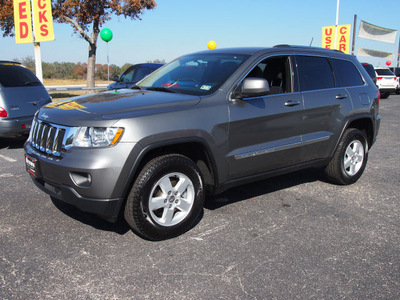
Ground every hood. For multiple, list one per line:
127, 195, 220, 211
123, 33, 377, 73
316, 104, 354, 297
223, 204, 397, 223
37, 89, 201, 127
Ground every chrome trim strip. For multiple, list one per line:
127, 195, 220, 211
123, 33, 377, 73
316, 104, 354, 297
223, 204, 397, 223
234, 141, 301, 160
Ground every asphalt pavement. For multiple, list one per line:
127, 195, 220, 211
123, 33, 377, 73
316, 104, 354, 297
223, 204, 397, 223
1, 95, 399, 299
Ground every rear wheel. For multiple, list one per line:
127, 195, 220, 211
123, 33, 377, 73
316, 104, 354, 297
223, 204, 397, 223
124, 154, 204, 240
325, 128, 368, 185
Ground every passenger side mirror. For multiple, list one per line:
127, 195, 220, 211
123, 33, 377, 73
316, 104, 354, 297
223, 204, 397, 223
113, 76, 120, 82
234, 78, 270, 99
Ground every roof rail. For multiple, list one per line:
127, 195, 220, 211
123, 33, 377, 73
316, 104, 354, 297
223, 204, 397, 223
0, 60, 21, 64
273, 44, 343, 53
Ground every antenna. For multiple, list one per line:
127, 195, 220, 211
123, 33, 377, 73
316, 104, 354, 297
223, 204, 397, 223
309, 37, 314, 47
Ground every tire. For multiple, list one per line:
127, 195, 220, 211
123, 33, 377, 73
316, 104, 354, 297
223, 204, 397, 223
325, 128, 368, 185
380, 92, 390, 99
124, 154, 204, 240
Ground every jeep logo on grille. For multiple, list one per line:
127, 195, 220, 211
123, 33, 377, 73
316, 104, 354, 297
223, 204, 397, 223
40, 113, 49, 120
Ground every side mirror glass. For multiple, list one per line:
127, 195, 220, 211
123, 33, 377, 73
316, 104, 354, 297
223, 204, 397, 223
113, 76, 120, 82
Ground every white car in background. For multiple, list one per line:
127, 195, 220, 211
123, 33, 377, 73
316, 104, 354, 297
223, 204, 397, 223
375, 67, 397, 99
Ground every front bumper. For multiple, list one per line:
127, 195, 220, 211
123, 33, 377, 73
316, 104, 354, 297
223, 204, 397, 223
24, 141, 138, 222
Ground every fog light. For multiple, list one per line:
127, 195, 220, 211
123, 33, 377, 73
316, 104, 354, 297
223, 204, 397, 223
70, 172, 92, 188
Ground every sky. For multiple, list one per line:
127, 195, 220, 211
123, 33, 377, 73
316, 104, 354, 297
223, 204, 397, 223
1, 0, 399, 68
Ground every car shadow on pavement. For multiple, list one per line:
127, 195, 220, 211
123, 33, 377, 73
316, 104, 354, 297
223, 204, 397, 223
0, 137, 27, 149
49, 168, 325, 236
50, 197, 131, 235
204, 168, 325, 210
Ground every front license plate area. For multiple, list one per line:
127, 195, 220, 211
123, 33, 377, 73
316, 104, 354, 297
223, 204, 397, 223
25, 155, 37, 177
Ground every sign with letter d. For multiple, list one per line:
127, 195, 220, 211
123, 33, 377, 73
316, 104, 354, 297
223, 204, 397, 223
13, 0, 33, 44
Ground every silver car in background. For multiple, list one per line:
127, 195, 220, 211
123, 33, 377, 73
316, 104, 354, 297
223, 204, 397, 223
0, 61, 51, 138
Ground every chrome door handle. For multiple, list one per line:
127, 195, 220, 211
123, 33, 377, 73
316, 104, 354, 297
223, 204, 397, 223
284, 100, 301, 107
336, 94, 348, 99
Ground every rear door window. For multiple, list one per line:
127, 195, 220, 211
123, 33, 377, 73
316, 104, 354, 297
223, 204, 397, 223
331, 59, 364, 87
296, 56, 334, 91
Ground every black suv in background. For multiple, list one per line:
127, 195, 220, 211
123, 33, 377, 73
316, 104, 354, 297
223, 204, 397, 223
25, 46, 380, 240
107, 63, 163, 90
362, 62, 377, 86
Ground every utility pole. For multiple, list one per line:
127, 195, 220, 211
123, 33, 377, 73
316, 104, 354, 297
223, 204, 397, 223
351, 14, 357, 56
334, 0, 340, 50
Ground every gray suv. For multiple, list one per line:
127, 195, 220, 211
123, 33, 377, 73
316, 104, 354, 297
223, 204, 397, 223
24, 46, 380, 240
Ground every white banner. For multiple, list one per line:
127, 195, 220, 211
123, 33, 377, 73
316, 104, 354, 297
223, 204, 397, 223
358, 20, 397, 44
357, 48, 394, 59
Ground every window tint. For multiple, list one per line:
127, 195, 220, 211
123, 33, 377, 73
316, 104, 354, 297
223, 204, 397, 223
375, 69, 395, 76
0, 64, 41, 87
296, 56, 334, 91
246, 56, 292, 94
332, 59, 364, 87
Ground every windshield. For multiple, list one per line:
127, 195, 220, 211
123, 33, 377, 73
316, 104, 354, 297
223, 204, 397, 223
137, 53, 250, 95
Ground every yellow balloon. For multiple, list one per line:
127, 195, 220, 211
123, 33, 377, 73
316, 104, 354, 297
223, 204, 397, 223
208, 40, 217, 49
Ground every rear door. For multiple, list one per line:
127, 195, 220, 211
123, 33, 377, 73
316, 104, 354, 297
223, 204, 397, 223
295, 55, 353, 162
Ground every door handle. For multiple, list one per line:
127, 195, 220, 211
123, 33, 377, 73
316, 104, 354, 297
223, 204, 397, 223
284, 100, 301, 107
336, 94, 348, 99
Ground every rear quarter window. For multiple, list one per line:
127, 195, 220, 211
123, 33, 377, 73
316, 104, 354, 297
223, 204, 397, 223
331, 59, 364, 87
296, 55, 334, 91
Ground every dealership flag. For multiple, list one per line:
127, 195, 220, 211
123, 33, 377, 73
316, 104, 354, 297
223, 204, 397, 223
357, 48, 394, 59
13, 0, 34, 44
358, 21, 397, 44
31, 0, 55, 42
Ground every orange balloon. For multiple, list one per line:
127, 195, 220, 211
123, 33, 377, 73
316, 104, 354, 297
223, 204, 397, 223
208, 40, 217, 49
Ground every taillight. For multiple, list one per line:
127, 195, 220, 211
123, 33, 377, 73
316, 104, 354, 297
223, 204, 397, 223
0, 107, 8, 118
376, 76, 383, 80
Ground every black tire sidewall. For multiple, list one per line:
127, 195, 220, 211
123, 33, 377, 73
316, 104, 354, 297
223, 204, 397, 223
126, 155, 204, 240
337, 129, 368, 184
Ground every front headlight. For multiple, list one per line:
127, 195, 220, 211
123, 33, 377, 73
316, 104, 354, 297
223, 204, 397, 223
73, 127, 124, 147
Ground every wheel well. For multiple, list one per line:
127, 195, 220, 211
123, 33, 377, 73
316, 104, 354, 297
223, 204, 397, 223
347, 118, 373, 146
134, 142, 216, 193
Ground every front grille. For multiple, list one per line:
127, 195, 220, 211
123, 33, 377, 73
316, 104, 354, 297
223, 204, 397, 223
29, 119, 77, 157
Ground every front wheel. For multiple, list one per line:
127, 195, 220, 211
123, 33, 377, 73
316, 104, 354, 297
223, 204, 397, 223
325, 128, 369, 185
124, 154, 204, 240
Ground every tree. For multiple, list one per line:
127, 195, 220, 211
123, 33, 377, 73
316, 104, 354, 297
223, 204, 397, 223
0, 0, 157, 87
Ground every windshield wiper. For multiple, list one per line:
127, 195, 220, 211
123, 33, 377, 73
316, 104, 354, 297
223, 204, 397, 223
145, 87, 176, 93
25, 81, 41, 86
130, 84, 143, 90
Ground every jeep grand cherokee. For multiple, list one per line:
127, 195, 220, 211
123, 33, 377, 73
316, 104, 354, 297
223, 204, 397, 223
24, 45, 380, 240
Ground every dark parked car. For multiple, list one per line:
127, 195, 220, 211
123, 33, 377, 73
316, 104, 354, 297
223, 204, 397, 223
25, 46, 380, 240
362, 62, 377, 85
0, 61, 51, 138
107, 63, 163, 90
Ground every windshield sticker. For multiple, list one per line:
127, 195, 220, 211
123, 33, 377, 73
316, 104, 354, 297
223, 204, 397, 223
200, 85, 212, 91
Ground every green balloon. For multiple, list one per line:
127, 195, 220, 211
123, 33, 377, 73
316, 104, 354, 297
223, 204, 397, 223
100, 28, 113, 42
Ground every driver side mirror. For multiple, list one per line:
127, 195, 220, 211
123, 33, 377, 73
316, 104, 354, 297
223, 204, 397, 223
112, 76, 120, 82
234, 78, 270, 99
